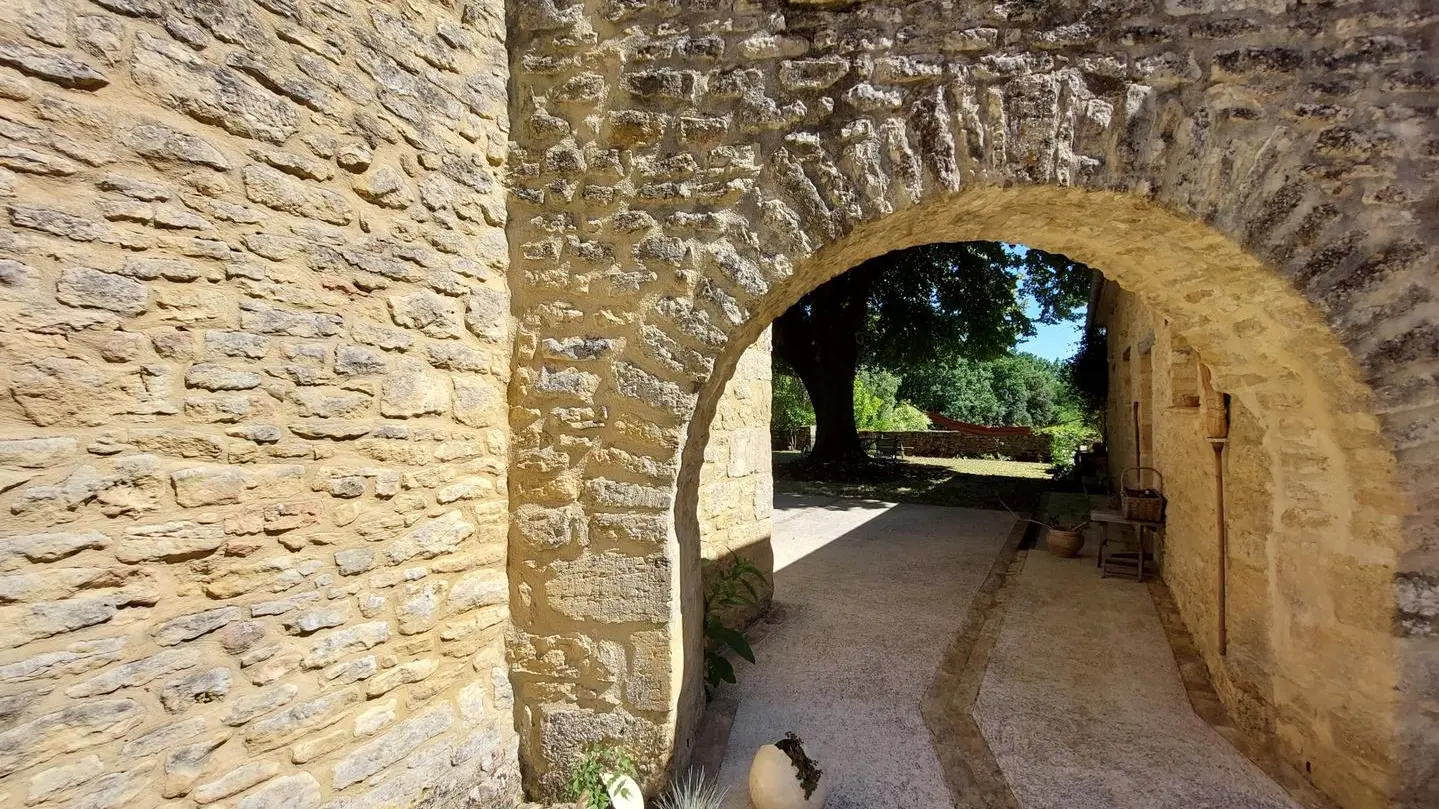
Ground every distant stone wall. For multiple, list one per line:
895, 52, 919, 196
0, 2, 518, 809
858, 430, 1053, 463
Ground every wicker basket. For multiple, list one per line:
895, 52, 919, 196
1121, 466, 1165, 522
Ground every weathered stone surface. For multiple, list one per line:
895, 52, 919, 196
172, 466, 246, 507
234, 773, 321, 809
0, 698, 143, 776
244, 689, 361, 751
162, 733, 227, 798
192, 759, 280, 803
0, 530, 109, 567
300, 621, 390, 670
389, 291, 463, 339
0, 42, 109, 90
152, 606, 241, 646
380, 357, 450, 417
242, 164, 353, 225
386, 510, 474, 564
159, 666, 232, 713
542, 552, 669, 625
332, 706, 454, 788
66, 648, 200, 697
26, 754, 102, 804
448, 569, 507, 614
56, 267, 149, 315
131, 33, 298, 144
119, 717, 207, 759
123, 124, 231, 170
186, 363, 262, 391
222, 683, 298, 726
0, 9, 518, 807
117, 521, 225, 563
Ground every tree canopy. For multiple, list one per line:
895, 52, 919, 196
769, 241, 1092, 464
862, 243, 1092, 372
900, 353, 1068, 427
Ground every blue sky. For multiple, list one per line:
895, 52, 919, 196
1010, 243, 1086, 362
1018, 316, 1085, 361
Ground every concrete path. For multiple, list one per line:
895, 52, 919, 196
972, 544, 1302, 809
716, 493, 1013, 809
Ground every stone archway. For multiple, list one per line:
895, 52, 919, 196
505, 1, 1435, 807
673, 188, 1409, 808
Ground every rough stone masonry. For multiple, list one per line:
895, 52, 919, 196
505, 1, 1436, 808
0, 1, 520, 808
0, 2, 1436, 809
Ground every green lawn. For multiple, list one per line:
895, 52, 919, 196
773, 453, 1052, 513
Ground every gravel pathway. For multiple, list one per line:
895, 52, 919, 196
716, 494, 1013, 809
972, 546, 1302, 809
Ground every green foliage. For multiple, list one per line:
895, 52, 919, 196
852, 368, 930, 431
770, 359, 815, 432
564, 744, 639, 809
656, 770, 728, 809
702, 556, 764, 695
1066, 328, 1108, 416
861, 242, 1092, 372
1040, 421, 1102, 473
772, 365, 929, 434
901, 353, 1067, 427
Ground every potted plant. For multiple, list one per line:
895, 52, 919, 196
1042, 508, 1089, 558
566, 744, 643, 809
748, 732, 826, 809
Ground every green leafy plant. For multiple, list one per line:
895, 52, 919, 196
1040, 504, 1090, 532
702, 555, 764, 694
775, 732, 823, 800
564, 744, 638, 809
655, 769, 727, 809
1040, 421, 1102, 474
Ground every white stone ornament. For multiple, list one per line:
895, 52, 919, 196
604, 772, 645, 809
748, 742, 827, 809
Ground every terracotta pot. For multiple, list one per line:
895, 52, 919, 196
1047, 528, 1084, 558
749, 742, 827, 809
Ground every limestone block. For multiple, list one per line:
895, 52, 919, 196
380, 357, 451, 417
0, 698, 144, 776
233, 773, 321, 809
56, 267, 149, 315
543, 552, 670, 624
131, 32, 297, 144
333, 707, 455, 788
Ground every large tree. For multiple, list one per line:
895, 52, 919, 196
771, 242, 1091, 464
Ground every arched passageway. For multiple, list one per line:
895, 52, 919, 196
671, 192, 1410, 809
505, 2, 1436, 807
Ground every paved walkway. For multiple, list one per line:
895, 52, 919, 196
716, 494, 1013, 809
715, 493, 1303, 809
973, 545, 1301, 809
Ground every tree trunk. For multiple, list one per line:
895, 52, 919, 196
771, 267, 878, 466
795, 354, 868, 464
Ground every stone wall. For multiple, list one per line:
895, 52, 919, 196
506, 1, 1434, 806
1098, 285, 1284, 751
698, 331, 774, 620
857, 430, 1052, 462
0, 2, 518, 808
